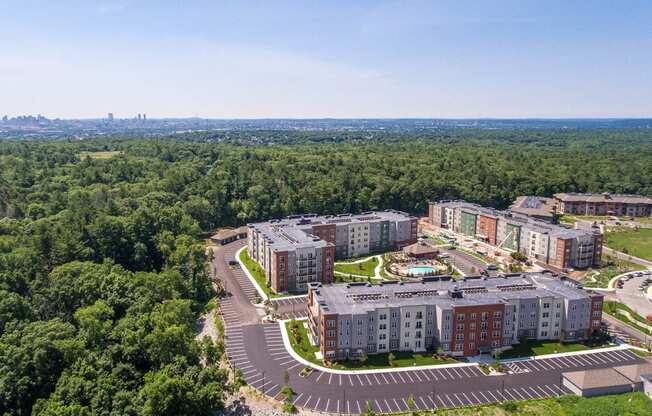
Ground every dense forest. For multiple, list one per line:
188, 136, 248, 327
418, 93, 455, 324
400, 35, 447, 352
1, 129, 652, 414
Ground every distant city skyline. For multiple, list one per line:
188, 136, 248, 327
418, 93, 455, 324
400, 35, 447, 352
1, 1, 651, 119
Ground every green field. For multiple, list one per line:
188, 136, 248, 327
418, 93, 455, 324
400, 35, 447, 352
285, 321, 456, 370
501, 338, 610, 359
582, 255, 646, 288
382, 393, 652, 416
605, 228, 652, 261
334, 256, 378, 277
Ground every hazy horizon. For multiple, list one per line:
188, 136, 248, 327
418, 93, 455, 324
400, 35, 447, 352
2, 1, 651, 119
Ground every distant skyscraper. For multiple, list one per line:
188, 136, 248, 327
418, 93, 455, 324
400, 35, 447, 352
1, 115, 7, 122
108, 113, 114, 121
137, 113, 142, 120
143, 113, 146, 121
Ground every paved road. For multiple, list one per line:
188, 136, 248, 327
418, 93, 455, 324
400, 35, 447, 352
442, 248, 496, 277
603, 246, 652, 269
213, 241, 646, 414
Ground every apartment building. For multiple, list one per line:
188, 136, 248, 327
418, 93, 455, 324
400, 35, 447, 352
248, 210, 417, 293
307, 272, 603, 360
429, 201, 603, 269
554, 193, 652, 217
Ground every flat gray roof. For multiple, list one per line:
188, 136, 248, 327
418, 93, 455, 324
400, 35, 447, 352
249, 210, 415, 252
312, 272, 597, 315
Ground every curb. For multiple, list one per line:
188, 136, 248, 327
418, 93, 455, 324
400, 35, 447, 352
278, 318, 480, 375
236, 246, 269, 302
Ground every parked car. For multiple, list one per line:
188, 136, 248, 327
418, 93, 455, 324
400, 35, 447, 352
487, 264, 498, 271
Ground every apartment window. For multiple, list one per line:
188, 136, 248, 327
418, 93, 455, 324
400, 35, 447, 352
468, 342, 475, 350
542, 312, 549, 318
391, 311, 398, 318
379, 343, 386, 350
445, 314, 451, 321
405, 312, 411, 318
492, 330, 500, 338
541, 331, 548, 337
379, 324, 387, 330
481, 322, 488, 330
327, 330, 335, 337
493, 311, 502, 318
469, 322, 476, 330
470, 313, 477, 320
379, 333, 386, 340
556, 312, 561, 318
327, 320, 335, 328
404, 342, 410, 348
543, 303, 550, 309
405, 322, 410, 328
404, 332, 410, 338
456, 333, 464, 341
357, 319, 363, 326
469, 332, 476, 341
427, 328, 432, 335
416, 331, 422, 339
481, 331, 487, 340
592, 310, 601, 317
481, 312, 488, 321
391, 322, 397, 328
416, 311, 423, 319
416, 321, 422, 329
542, 322, 549, 328
379, 314, 387, 320
455, 343, 463, 351
456, 323, 464, 331
557, 303, 561, 308
428, 310, 433, 317
456, 313, 465, 321
493, 320, 501, 328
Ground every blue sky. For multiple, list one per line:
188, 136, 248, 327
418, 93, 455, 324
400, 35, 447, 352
1, 1, 651, 118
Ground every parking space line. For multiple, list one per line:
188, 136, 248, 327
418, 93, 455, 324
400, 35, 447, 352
434, 395, 447, 408
397, 372, 406, 383
459, 367, 473, 377
372, 373, 381, 384
303, 395, 312, 408
503, 389, 517, 401
393, 398, 401, 411
412, 371, 422, 382
314, 397, 321, 410
328, 373, 333, 385
486, 390, 499, 402
380, 373, 389, 384
324, 398, 329, 412
348, 375, 354, 386
443, 368, 454, 379
292, 393, 303, 405
404, 371, 415, 383
443, 394, 456, 407
521, 387, 536, 399
428, 369, 439, 380
478, 391, 490, 402
364, 374, 373, 385
356, 401, 361, 414
401, 397, 409, 410
461, 392, 472, 405
389, 372, 398, 383
450, 367, 463, 378
536, 385, 550, 397
355, 374, 364, 386
419, 396, 428, 409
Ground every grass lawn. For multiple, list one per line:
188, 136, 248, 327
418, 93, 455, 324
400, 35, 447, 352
605, 227, 652, 261
334, 256, 378, 277
603, 301, 652, 335
79, 151, 122, 159
630, 348, 652, 357
501, 338, 610, 359
238, 249, 290, 299
383, 393, 652, 415
285, 320, 456, 370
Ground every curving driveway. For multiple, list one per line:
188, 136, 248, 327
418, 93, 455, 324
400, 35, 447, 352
212, 241, 645, 414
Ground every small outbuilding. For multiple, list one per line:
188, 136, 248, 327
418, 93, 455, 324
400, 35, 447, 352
402, 241, 439, 259
211, 226, 249, 245
562, 361, 652, 397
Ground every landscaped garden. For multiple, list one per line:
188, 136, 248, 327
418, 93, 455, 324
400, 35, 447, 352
334, 256, 378, 277
605, 227, 652, 261
603, 301, 652, 335
582, 255, 645, 288
500, 337, 612, 359
285, 320, 456, 370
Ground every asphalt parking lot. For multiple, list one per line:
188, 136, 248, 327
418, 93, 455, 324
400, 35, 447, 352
504, 349, 641, 374
269, 296, 308, 319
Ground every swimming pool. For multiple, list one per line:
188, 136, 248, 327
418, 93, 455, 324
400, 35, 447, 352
408, 265, 436, 275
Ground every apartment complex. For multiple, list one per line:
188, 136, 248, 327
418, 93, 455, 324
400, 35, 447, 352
428, 201, 603, 269
248, 211, 417, 293
307, 272, 603, 360
554, 193, 652, 217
